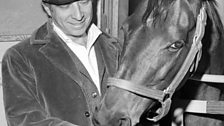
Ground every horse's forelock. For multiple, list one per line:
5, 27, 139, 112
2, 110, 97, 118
142, 0, 175, 24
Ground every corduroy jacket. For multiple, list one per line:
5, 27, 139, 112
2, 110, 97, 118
2, 21, 121, 126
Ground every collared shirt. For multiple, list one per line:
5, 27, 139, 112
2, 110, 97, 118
53, 23, 102, 95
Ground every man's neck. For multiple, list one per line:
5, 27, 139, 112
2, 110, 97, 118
69, 34, 88, 48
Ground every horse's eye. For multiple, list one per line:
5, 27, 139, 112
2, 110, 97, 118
168, 40, 184, 52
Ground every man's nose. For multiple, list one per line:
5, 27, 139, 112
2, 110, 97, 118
71, 2, 84, 21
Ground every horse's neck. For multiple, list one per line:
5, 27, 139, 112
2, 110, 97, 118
191, 1, 224, 82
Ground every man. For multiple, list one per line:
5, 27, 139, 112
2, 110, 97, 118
2, 0, 121, 125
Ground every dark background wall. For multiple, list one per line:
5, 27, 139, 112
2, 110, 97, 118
129, 0, 141, 15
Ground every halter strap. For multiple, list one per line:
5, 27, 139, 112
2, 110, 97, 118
107, 78, 166, 101
165, 5, 207, 96
108, 77, 172, 122
107, 6, 207, 122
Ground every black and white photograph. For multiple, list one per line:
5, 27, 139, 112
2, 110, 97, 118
0, 0, 224, 126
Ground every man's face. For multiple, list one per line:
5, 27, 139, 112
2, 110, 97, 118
48, 0, 93, 37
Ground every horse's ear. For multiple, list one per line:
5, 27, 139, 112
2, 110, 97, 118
121, 20, 129, 38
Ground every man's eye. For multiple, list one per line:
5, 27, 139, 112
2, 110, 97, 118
58, 4, 70, 8
79, 0, 90, 4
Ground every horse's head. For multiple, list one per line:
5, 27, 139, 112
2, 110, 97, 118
93, 0, 207, 125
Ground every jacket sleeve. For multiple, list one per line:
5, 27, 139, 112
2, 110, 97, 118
2, 48, 79, 126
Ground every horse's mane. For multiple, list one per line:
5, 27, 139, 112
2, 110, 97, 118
196, 0, 224, 74
206, 0, 224, 41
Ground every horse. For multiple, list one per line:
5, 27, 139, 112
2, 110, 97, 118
93, 0, 224, 126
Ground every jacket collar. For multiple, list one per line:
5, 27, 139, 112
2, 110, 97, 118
35, 21, 85, 87
30, 20, 119, 94
30, 21, 52, 45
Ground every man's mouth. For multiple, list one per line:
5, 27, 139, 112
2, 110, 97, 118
69, 18, 86, 29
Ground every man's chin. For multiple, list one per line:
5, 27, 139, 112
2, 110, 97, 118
72, 33, 87, 37
67, 31, 88, 38
67, 29, 86, 36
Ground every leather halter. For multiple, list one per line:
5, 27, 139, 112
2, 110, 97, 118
107, 6, 207, 122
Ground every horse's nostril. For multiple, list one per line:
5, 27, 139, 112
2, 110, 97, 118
95, 103, 103, 113
95, 106, 98, 112
92, 115, 100, 126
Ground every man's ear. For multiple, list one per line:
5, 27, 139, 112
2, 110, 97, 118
42, 3, 52, 17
